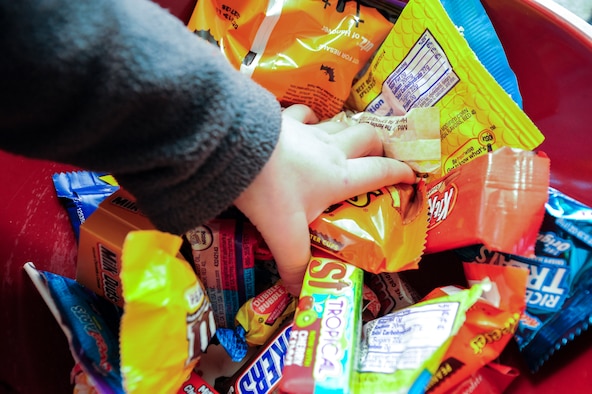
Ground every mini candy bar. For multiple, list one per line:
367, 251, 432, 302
186, 218, 258, 329
280, 253, 364, 394
25, 263, 124, 393
309, 182, 428, 274
215, 321, 292, 394
76, 187, 158, 307
425, 147, 550, 257
364, 270, 422, 317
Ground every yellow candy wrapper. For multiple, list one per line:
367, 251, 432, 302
119, 230, 216, 393
346, 0, 545, 175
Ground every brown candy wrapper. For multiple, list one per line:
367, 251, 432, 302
425, 147, 550, 256
309, 182, 429, 274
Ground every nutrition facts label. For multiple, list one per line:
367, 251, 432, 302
368, 29, 459, 115
358, 302, 460, 373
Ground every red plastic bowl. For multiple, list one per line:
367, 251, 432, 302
1, 0, 591, 392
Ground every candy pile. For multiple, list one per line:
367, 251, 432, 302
27, 0, 592, 393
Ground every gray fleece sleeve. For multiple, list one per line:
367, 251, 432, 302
0, 0, 282, 234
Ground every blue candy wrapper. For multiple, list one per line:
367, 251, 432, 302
24, 263, 123, 393
52, 171, 119, 241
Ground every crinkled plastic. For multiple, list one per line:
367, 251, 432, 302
24, 263, 123, 394
119, 230, 216, 393
353, 282, 486, 394
457, 187, 592, 372
309, 182, 429, 274
346, 0, 544, 176
424, 262, 528, 394
187, 0, 393, 119
426, 147, 550, 257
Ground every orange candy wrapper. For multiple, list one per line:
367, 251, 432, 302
309, 182, 429, 274
425, 147, 550, 257
424, 262, 528, 394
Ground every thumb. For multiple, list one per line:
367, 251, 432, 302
257, 211, 310, 296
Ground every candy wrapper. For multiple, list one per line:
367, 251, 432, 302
119, 230, 216, 393
346, 0, 544, 176
332, 107, 442, 181
424, 262, 528, 394
280, 253, 364, 394
24, 263, 123, 393
187, 0, 393, 120
353, 282, 486, 394
186, 218, 258, 329
457, 187, 592, 372
216, 280, 296, 362
309, 182, 428, 274
53, 171, 119, 241
426, 147, 550, 257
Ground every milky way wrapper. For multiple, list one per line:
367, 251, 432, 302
425, 147, 550, 257
309, 182, 428, 274
346, 0, 544, 176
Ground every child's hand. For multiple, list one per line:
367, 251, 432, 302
235, 104, 416, 295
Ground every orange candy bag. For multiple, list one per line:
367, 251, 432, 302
309, 182, 428, 274
187, 0, 393, 119
424, 262, 528, 394
425, 147, 550, 257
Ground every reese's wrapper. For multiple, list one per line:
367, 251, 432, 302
120, 230, 216, 393
458, 187, 592, 372
280, 253, 364, 394
426, 147, 550, 257
424, 263, 528, 394
309, 182, 428, 274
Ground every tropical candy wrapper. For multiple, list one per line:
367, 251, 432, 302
353, 282, 486, 394
186, 218, 258, 329
424, 263, 528, 394
457, 187, 592, 372
187, 0, 393, 120
346, 0, 544, 176
309, 182, 429, 274
280, 253, 364, 394
120, 230, 216, 393
24, 263, 124, 394
53, 171, 119, 241
426, 147, 550, 257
